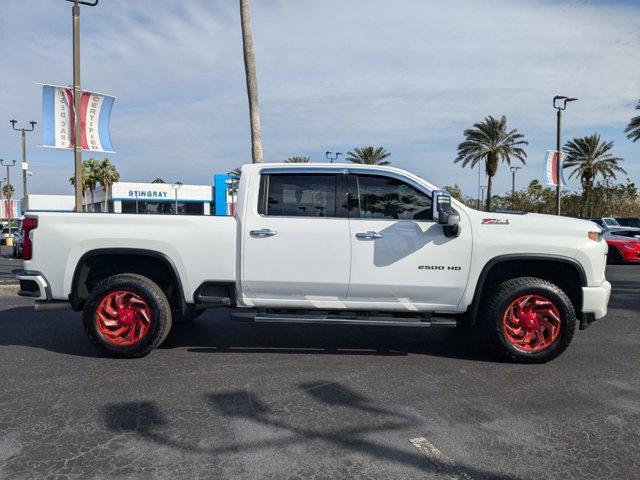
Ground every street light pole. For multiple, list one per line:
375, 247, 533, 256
64, 0, 99, 212
172, 182, 182, 215
0, 160, 17, 198
553, 95, 577, 216
510, 166, 522, 195
9, 120, 37, 211
0, 160, 17, 228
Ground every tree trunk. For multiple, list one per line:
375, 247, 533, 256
103, 186, 109, 213
486, 174, 493, 212
485, 153, 498, 212
239, 0, 263, 164
90, 190, 95, 213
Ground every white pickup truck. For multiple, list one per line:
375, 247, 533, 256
16, 163, 611, 363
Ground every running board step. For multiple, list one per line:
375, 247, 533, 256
231, 311, 458, 328
194, 294, 231, 306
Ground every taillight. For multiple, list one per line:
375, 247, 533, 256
22, 217, 37, 261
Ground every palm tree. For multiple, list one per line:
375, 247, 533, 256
454, 115, 528, 211
69, 158, 99, 211
96, 158, 120, 213
239, 0, 263, 163
2, 183, 14, 199
346, 146, 391, 165
563, 134, 626, 217
625, 100, 640, 142
228, 167, 242, 195
285, 156, 311, 163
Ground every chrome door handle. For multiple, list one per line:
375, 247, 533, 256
355, 231, 383, 239
250, 228, 277, 237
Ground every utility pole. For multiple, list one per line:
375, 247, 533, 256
553, 95, 577, 215
510, 166, 522, 195
65, 0, 99, 212
9, 120, 37, 211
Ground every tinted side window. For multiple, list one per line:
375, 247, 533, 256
261, 174, 337, 217
355, 175, 432, 220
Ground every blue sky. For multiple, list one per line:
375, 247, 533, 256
0, 0, 638, 198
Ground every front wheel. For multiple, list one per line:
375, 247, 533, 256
608, 248, 623, 265
480, 277, 576, 363
83, 274, 173, 358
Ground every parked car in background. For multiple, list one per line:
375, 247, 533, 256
604, 232, 640, 264
12, 228, 23, 258
609, 229, 640, 240
1, 227, 19, 246
588, 217, 620, 229
616, 217, 640, 229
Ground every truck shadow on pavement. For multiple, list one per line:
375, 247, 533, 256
164, 310, 500, 362
0, 306, 499, 362
101, 382, 518, 480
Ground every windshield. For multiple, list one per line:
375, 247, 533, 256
604, 218, 620, 226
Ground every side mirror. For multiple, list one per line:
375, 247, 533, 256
432, 190, 460, 238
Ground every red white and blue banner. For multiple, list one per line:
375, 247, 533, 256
0, 200, 20, 219
41, 84, 115, 153
544, 150, 567, 187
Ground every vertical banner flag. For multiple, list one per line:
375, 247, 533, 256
0, 200, 20, 219
41, 84, 115, 152
544, 150, 567, 187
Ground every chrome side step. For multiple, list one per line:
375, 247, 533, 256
231, 311, 458, 328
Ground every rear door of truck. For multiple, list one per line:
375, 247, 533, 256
240, 168, 351, 307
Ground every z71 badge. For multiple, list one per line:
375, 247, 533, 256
482, 218, 510, 225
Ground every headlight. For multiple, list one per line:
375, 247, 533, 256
588, 231, 602, 242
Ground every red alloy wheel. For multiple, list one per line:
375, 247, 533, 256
95, 289, 152, 347
502, 294, 562, 352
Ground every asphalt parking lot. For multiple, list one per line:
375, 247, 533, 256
0, 263, 638, 480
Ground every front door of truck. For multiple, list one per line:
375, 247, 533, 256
240, 170, 351, 308
346, 173, 472, 310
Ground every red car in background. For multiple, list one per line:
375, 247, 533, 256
605, 231, 640, 264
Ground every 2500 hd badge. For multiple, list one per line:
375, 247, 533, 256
418, 265, 462, 271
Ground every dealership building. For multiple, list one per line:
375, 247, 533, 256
88, 181, 214, 215
22, 175, 233, 216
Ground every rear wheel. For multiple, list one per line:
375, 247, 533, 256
83, 274, 173, 358
480, 277, 576, 363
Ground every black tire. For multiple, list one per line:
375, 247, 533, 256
480, 277, 576, 363
173, 306, 204, 323
83, 273, 173, 358
608, 248, 623, 265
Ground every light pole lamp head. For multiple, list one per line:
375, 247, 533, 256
29, 121, 37, 130
9, 119, 17, 130
554, 95, 578, 111
64, 0, 99, 5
